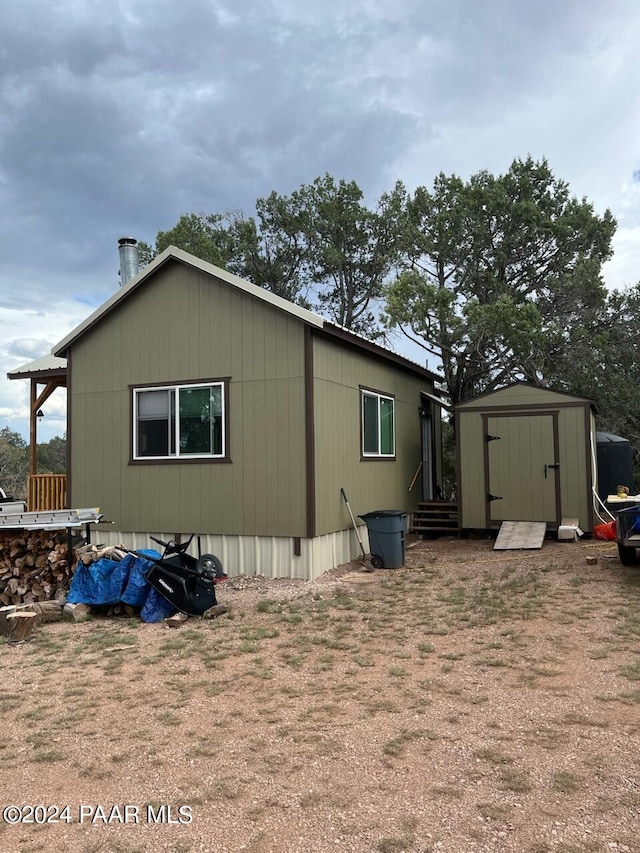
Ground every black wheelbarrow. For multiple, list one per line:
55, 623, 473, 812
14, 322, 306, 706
135, 534, 227, 615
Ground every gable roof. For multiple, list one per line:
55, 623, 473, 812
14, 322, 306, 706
455, 380, 598, 413
52, 246, 325, 356
52, 246, 441, 384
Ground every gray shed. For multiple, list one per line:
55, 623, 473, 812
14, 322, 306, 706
456, 383, 598, 532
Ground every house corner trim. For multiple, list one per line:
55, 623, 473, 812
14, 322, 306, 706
304, 325, 316, 539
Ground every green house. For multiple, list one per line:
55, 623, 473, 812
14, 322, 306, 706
456, 382, 598, 532
49, 247, 444, 578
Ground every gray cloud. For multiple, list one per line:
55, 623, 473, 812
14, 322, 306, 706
1, 0, 430, 289
6, 338, 55, 360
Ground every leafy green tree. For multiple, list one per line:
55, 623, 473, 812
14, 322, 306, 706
137, 209, 309, 304
548, 284, 640, 483
385, 157, 616, 405
226, 205, 310, 304
37, 434, 67, 474
150, 212, 238, 268
142, 175, 406, 335
136, 239, 156, 269
263, 175, 407, 336
598, 287, 640, 484
0, 427, 29, 499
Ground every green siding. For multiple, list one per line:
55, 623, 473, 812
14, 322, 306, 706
457, 386, 595, 530
69, 262, 307, 537
556, 407, 594, 528
457, 411, 486, 529
312, 336, 435, 536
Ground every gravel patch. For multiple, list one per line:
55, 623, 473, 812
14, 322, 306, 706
0, 536, 639, 853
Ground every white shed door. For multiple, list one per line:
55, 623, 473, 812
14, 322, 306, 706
487, 414, 559, 524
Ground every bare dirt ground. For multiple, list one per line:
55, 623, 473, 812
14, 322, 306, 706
1, 535, 639, 853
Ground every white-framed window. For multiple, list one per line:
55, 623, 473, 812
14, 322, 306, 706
361, 389, 395, 457
133, 382, 226, 460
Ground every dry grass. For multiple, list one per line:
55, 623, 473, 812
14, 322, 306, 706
0, 537, 639, 852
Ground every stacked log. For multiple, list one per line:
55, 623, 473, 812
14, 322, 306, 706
75, 543, 128, 565
0, 530, 73, 606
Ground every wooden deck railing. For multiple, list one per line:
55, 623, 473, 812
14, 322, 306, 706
28, 475, 67, 511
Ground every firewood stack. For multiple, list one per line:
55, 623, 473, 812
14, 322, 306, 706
74, 543, 128, 565
0, 530, 73, 606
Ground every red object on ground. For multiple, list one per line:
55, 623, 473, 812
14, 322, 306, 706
594, 521, 617, 541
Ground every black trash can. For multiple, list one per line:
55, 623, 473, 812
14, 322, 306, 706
359, 510, 407, 568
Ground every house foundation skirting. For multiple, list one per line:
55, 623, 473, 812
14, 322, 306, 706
94, 527, 371, 581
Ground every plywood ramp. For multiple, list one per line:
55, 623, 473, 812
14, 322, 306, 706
493, 521, 547, 550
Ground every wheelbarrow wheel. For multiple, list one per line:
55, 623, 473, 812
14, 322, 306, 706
197, 553, 225, 579
369, 555, 384, 569
617, 542, 639, 566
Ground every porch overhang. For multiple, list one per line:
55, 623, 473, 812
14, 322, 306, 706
7, 355, 68, 478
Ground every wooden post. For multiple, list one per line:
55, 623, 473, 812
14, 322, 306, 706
30, 379, 37, 477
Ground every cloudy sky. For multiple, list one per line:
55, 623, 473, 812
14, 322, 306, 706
1, 0, 639, 442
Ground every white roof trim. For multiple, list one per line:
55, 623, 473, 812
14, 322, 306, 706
7, 354, 67, 378
421, 390, 452, 411
53, 245, 325, 356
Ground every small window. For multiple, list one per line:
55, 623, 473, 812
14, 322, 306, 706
133, 382, 225, 460
361, 390, 395, 457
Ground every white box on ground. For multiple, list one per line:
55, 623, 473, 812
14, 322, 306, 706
558, 518, 582, 541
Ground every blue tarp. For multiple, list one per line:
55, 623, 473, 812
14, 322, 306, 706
67, 549, 171, 622
140, 587, 176, 623
67, 555, 133, 606
121, 553, 158, 607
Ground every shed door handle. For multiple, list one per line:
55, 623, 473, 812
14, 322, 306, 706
544, 463, 559, 478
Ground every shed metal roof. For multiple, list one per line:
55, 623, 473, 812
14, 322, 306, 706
455, 381, 598, 413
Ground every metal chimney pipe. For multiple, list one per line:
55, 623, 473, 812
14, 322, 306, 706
118, 237, 139, 287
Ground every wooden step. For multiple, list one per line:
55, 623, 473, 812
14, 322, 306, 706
411, 501, 459, 535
